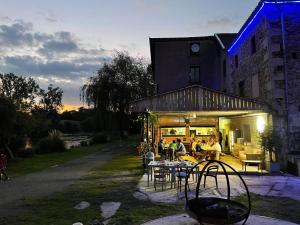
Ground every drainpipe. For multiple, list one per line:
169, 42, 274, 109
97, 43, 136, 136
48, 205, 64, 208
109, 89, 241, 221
280, 10, 290, 156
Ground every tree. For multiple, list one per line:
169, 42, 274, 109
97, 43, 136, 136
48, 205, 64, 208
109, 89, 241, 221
0, 73, 40, 111
39, 84, 63, 112
81, 51, 155, 135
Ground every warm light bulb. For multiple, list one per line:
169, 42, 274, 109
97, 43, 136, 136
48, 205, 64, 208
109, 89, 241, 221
256, 116, 265, 133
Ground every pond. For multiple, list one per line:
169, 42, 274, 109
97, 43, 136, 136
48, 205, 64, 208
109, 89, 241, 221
62, 133, 93, 149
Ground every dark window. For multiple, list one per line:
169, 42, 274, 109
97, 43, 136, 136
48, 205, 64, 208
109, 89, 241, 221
251, 35, 256, 54
223, 60, 227, 78
274, 65, 284, 73
238, 81, 245, 97
292, 52, 298, 59
223, 89, 227, 93
189, 66, 201, 84
235, 55, 239, 68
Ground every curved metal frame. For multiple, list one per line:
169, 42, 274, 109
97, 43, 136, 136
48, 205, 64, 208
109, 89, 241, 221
184, 160, 251, 225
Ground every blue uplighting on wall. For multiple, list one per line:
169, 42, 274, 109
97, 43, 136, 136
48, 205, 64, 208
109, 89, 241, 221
227, 1, 300, 54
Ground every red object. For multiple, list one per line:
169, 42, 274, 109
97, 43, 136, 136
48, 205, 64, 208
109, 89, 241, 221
0, 154, 7, 170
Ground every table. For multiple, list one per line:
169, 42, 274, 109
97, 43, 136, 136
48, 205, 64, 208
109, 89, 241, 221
242, 160, 262, 172
147, 161, 198, 188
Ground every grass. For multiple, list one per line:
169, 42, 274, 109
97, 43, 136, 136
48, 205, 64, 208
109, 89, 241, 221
1, 146, 184, 225
235, 193, 300, 224
7, 142, 111, 178
3, 142, 300, 225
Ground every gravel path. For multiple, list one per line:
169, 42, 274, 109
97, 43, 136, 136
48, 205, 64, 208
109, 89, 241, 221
0, 142, 133, 216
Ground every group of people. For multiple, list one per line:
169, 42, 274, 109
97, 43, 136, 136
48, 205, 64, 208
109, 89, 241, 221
190, 137, 222, 160
158, 138, 186, 161
157, 136, 222, 161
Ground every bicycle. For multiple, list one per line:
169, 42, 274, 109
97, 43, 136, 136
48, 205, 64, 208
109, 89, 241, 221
0, 154, 8, 181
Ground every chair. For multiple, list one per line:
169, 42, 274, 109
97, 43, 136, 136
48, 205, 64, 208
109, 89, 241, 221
204, 165, 219, 188
175, 164, 190, 193
154, 166, 168, 191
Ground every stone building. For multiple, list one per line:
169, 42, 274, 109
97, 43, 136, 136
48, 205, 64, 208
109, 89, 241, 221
225, 0, 300, 171
132, 0, 300, 174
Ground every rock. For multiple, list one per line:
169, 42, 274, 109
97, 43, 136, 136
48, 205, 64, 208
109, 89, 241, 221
90, 219, 103, 225
100, 202, 121, 219
74, 201, 90, 210
73, 223, 84, 225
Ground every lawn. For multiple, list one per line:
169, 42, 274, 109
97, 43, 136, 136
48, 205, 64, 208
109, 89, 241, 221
7, 142, 114, 178
1, 148, 184, 225
235, 193, 300, 224
2, 144, 300, 225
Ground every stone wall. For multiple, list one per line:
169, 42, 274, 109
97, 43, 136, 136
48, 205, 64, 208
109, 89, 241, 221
226, 10, 300, 166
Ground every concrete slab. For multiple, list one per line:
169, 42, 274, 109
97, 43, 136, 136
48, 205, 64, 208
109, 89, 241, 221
141, 214, 299, 225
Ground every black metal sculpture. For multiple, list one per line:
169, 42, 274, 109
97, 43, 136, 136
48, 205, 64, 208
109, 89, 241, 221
185, 160, 251, 225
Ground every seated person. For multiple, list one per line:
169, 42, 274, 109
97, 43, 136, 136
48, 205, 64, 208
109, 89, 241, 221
168, 140, 177, 161
158, 139, 165, 159
191, 138, 197, 153
194, 139, 207, 161
211, 138, 222, 160
175, 138, 186, 159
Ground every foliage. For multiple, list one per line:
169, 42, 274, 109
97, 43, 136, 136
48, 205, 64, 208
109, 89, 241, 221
0, 73, 40, 111
92, 133, 111, 143
81, 51, 155, 134
39, 84, 63, 112
17, 149, 35, 158
258, 125, 281, 162
37, 130, 66, 154
0, 96, 16, 139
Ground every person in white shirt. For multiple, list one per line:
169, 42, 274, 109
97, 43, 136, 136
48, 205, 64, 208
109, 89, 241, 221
212, 138, 222, 160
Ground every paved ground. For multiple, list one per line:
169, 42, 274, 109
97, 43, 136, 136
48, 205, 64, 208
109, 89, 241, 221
135, 173, 300, 203
0, 142, 132, 216
141, 213, 300, 225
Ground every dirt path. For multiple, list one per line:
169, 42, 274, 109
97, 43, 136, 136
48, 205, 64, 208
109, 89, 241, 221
0, 142, 134, 216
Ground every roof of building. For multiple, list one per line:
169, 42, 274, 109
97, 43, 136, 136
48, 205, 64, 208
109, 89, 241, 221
227, 0, 300, 53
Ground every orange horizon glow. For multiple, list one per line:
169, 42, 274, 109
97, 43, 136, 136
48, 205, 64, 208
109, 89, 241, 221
60, 104, 82, 112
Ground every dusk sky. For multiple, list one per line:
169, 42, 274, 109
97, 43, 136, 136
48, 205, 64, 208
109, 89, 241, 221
0, 0, 260, 109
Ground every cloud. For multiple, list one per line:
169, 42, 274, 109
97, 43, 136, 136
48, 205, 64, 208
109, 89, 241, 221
0, 19, 120, 105
206, 17, 238, 27
38, 31, 79, 56
0, 16, 12, 22
1, 55, 105, 77
0, 20, 34, 46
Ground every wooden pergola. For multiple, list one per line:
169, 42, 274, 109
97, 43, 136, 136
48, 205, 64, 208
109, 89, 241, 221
131, 85, 268, 113
131, 85, 269, 146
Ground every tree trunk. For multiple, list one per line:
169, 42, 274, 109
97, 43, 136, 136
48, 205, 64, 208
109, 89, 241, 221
4, 143, 15, 160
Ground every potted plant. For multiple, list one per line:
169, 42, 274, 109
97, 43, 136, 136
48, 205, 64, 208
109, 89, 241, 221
259, 125, 281, 173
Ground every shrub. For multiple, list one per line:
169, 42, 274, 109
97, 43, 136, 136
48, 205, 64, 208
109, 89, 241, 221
17, 148, 35, 158
93, 133, 110, 143
37, 130, 66, 154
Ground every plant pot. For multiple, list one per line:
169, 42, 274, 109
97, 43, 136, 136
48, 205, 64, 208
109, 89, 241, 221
266, 161, 280, 173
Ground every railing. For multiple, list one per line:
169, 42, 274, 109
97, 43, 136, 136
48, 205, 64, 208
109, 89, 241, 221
131, 85, 267, 112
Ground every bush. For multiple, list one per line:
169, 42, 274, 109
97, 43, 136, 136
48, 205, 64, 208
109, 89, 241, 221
17, 148, 35, 158
93, 133, 110, 143
37, 130, 66, 154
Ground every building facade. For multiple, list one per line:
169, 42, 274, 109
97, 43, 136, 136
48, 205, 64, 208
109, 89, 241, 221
150, 34, 235, 94
133, 0, 300, 174
225, 0, 300, 170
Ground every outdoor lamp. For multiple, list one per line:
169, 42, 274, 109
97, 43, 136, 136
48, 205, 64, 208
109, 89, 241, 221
256, 116, 265, 133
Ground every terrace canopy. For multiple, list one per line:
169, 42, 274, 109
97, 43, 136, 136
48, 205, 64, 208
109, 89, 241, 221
131, 85, 270, 172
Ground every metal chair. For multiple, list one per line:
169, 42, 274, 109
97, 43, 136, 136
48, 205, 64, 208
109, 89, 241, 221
175, 164, 190, 193
153, 166, 168, 191
204, 164, 219, 188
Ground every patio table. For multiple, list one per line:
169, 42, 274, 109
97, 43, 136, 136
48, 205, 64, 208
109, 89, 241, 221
147, 160, 198, 189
